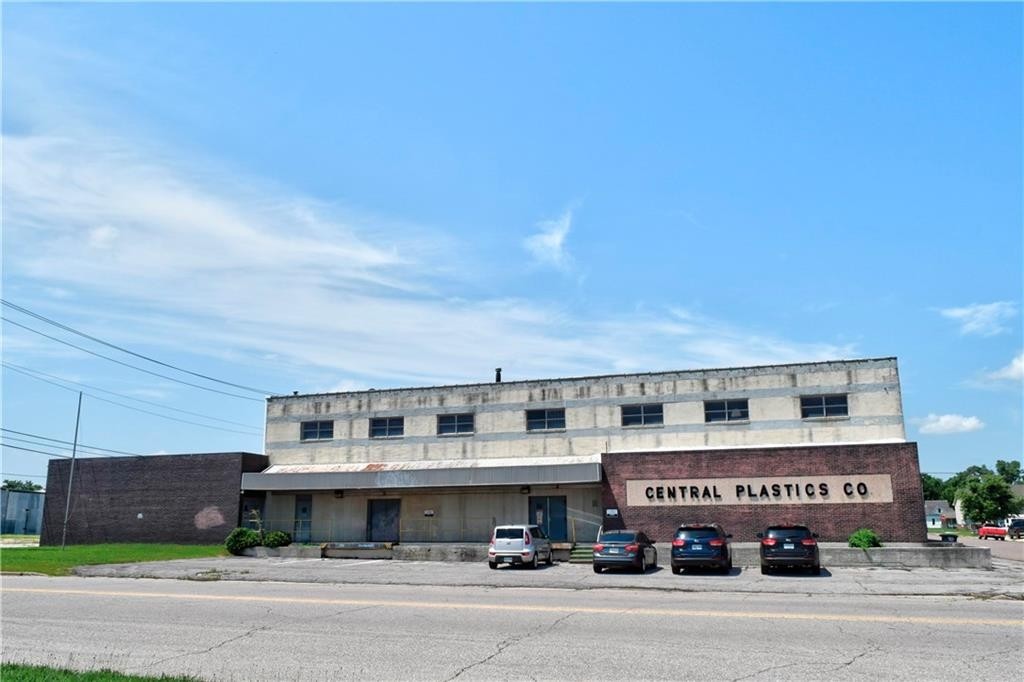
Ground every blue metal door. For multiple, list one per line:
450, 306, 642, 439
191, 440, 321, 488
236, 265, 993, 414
294, 495, 312, 543
529, 496, 567, 541
367, 499, 401, 542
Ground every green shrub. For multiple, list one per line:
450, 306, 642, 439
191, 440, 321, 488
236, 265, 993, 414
263, 530, 292, 548
848, 528, 882, 549
225, 527, 260, 555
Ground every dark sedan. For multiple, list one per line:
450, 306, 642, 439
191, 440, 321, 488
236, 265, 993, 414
758, 525, 820, 574
592, 530, 657, 573
670, 524, 732, 574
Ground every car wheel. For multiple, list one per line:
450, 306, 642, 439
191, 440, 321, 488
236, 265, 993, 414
530, 554, 539, 569
671, 565, 681, 575
593, 564, 602, 574
760, 565, 770, 575
488, 561, 498, 570
546, 549, 554, 565
639, 556, 647, 574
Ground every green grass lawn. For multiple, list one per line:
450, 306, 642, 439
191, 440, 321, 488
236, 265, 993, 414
926, 527, 975, 537
1, 663, 201, 681
0, 543, 227, 575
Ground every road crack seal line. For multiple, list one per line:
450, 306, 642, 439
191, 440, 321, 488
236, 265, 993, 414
445, 611, 578, 681
131, 623, 272, 672
730, 661, 805, 681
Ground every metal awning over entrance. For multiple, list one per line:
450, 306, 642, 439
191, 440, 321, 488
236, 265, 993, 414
240, 454, 603, 492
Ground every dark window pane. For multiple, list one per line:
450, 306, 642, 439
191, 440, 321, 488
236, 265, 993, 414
622, 405, 642, 418
767, 527, 811, 539
599, 531, 638, 542
371, 417, 404, 438
527, 408, 565, 431
824, 395, 847, 406
675, 528, 719, 539
495, 528, 523, 539
802, 405, 825, 418
301, 420, 332, 440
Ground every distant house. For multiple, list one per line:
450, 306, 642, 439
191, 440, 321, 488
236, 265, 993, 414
924, 499, 956, 529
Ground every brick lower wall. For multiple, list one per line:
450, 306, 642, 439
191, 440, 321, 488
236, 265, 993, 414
601, 443, 926, 543
40, 453, 268, 545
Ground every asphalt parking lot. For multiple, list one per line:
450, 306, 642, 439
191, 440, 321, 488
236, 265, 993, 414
72, 554, 1024, 598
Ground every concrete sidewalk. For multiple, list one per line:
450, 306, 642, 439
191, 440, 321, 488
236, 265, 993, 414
71, 555, 1024, 599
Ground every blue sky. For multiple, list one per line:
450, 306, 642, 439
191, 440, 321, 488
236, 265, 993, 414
2, 2, 1021, 485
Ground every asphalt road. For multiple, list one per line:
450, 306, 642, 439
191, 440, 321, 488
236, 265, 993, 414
954, 535, 1024, 562
3, 575, 1022, 681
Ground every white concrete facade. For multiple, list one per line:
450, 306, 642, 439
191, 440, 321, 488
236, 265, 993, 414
255, 358, 906, 544
264, 357, 906, 466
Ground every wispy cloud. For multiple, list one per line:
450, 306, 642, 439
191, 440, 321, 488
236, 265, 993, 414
939, 301, 1018, 337
912, 413, 985, 435
523, 209, 574, 272
3, 132, 854, 389
984, 352, 1024, 382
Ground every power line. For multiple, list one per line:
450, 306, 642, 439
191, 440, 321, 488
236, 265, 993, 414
1, 299, 278, 395
0, 429, 141, 457
2, 317, 265, 402
4, 364, 263, 436
1, 444, 72, 459
1, 472, 48, 479
3, 361, 262, 430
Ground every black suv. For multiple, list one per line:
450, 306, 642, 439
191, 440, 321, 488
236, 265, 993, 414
758, 525, 820, 575
1008, 519, 1024, 540
670, 524, 732, 574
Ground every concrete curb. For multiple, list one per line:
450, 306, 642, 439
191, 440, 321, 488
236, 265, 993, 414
390, 542, 992, 569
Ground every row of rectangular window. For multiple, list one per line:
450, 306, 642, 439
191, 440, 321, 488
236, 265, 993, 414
298, 394, 849, 441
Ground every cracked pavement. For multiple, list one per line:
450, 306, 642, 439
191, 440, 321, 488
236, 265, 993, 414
3, 575, 1021, 681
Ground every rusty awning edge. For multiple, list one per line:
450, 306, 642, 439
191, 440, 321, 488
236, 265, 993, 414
241, 455, 603, 492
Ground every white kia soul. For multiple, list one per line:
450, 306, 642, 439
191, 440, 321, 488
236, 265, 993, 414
488, 524, 554, 569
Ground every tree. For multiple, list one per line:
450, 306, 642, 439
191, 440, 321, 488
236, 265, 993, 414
1, 479, 42, 492
920, 473, 945, 500
942, 465, 993, 506
957, 474, 1024, 524
995, 459, 1023, 485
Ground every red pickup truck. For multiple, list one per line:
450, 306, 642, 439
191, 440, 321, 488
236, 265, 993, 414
977, 524, 1007, 541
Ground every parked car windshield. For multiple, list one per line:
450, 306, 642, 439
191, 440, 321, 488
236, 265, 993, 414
766, 527, 812, 539
675, 527, 719, 539
599, 531, 637, 542
495, 528, 524, 539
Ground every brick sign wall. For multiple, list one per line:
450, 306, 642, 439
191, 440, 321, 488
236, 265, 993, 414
40, 453, 268, 545
601, 443, 926, 543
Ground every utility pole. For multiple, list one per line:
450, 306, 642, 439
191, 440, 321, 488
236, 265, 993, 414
60, 391, 83, 550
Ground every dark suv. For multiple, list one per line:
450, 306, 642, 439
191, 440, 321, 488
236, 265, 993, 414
1008, 519, 1024, 540
670, 524, 732, 574
758, 525, 820, 575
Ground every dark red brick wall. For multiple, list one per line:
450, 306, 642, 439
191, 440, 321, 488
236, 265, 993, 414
601, 443, 926, 543
40, 453, 268, 546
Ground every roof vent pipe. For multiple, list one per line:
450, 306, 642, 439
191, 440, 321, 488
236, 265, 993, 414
495, 368, 502, 383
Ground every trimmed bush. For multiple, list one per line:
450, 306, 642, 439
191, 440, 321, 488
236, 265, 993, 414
848, 528, 882, 549
225, 527, 260, 555
263, 530, 292, 548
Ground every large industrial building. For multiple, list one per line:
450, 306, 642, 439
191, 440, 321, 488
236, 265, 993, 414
242, 357, 926, 544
